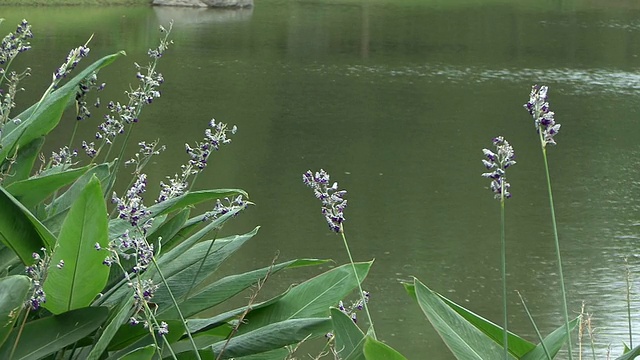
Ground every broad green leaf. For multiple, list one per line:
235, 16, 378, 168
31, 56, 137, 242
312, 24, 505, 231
0, 246, 19, 274
238, 262, 372, 334
158, 258, 328, 319
44, 162, 113, 234
6, 164, 91, 209
3, 137, 44, 186
363, 336, 408, 360
161, 212, 205, 252
616, 345, 640, 360
160, 229, 255, 285
404, 282, 536, 357
186, 292, 288, 334
43, 176, 109, 314
0, 185, 57, 264
521, 317, 580, 360
0, 306, 108, 359
86, 296, 135, 360
413, 278, 515, 359
171, 318, 332, 359
151, 207, 247, 273
120, 344, 156, 360
0, 275, 30, 348
331, 307, 366, 360
1, 52, 124, 168
148, 208, 190, 250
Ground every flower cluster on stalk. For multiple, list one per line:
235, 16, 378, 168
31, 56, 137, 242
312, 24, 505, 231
524, 85, 561, 146
112, 173, 151, 228
95, 25, 171, 146
185, 119, 237, 171
24, 248, 63, 311
156, 119, 237, 204
50, 146, 78, 168
203, 195, 247, 221
302, 169, 347, 233
0, 19, 33, 67
125, 140, 166, 174
54, 43, 90, 83
482, 136, 516, 200
75, 72, 105, 121
325, 291, 371, 340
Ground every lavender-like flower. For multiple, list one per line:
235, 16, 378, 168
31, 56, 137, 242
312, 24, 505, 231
24, 248, 63, 310
302, 169, 347, 233
482, 136, 516, 200
202, 195, 247, 221
185, 119, 237, 170
54, 44, 90, 82
112, 174, 150, 228
0, 19, 33, 66
50, 146, 78, 168
524, 85, 561, 146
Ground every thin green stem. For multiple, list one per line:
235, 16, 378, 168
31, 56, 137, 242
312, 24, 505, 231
184, 229, 218, 300
539, 135, 573, 359
152, 257, 202, 360
517, 291, 552, 360
339, 228, 376, 340
500, 197, 508, 359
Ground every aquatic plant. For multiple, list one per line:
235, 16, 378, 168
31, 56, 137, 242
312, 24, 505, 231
482, 135, 516, 360
403, 86, 580, 360
524, 84, 573, 360
0, 19, 370, 359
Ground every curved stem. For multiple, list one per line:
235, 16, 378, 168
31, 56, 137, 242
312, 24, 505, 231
539, 134, 573, 359
340, 228, 376, 340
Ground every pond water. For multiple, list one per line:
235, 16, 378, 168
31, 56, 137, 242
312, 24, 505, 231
5, 1, 640, 358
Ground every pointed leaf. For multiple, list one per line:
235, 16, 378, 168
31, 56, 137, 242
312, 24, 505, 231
6, 164, 91, 209
44, 162, 113, 234
86, 296, 135, 360
413, 278, 515, 359
363, 335, 408, 360
331, 307, 366, 360
172, 318, 332, 358
3, 137, 44, 186
148, 208, 190, 249
616, 345, 640, 360
158, 258, 328, 318
0, 185, 57, 264
0, 275, 30, 348
238, 262, 372, 334
151, 207, 247, 272
43, 176, 109, 314
121, 345, 156, 360
521, 317, 580, 360
0, 306, 108, 360
0, 52, 124, 166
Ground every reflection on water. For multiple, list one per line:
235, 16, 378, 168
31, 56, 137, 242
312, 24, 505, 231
4, 1, 640, 358
153, 6, 253, 25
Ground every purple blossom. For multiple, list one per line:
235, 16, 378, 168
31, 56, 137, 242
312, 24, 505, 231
302, 169, 347, 233
524, 85, 561, 146
482, 136, 516, 200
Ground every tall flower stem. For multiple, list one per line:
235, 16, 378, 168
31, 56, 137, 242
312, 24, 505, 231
152, 258, 202, 360
539, 133, 573, 359
340, 228, 376, 340
500, 196, 508, 359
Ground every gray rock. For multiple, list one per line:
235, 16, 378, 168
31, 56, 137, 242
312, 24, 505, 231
152, 0, 252, 8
